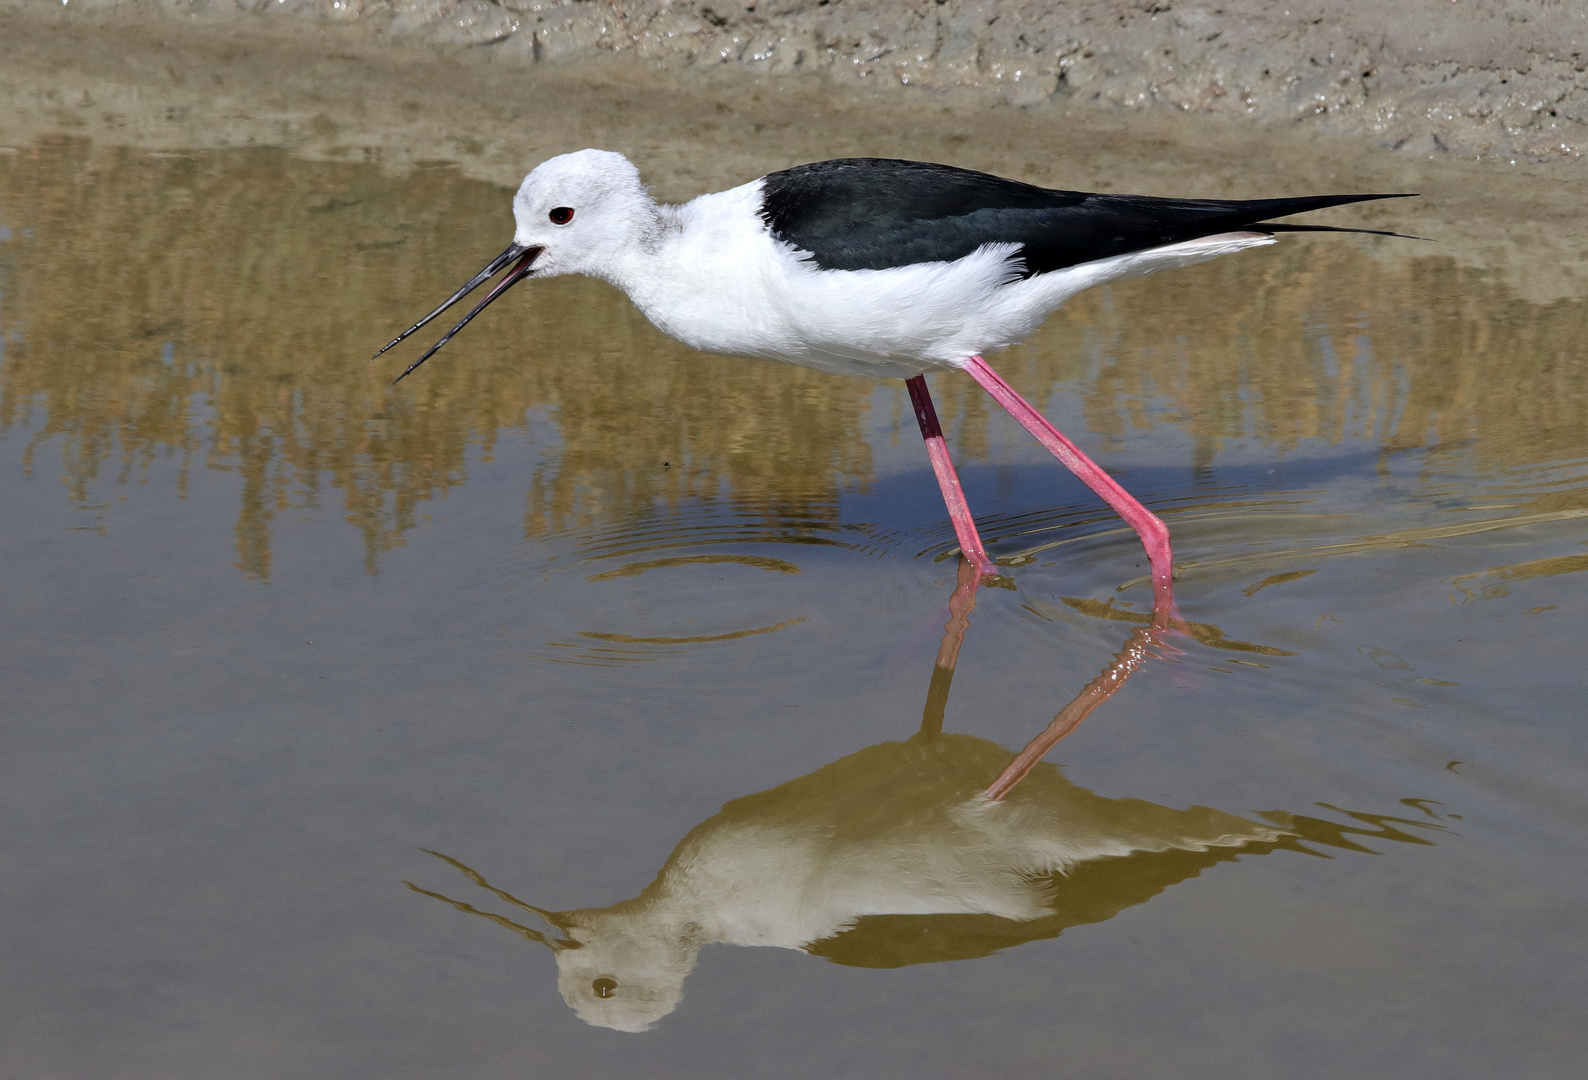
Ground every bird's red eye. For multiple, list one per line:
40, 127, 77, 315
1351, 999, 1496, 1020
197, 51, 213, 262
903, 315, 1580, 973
549, 207, 574, 225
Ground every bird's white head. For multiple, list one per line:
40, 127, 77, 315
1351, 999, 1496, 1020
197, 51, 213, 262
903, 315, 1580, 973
373, 149, 659, 382
510, 149, 659, 282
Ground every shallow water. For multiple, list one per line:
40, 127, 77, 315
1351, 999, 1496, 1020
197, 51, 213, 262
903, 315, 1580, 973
2, 136, 1586, 1077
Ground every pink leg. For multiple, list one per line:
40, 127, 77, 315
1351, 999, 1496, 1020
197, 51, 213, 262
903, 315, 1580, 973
906, 375, 998, 578
982, 621, 1163, 800
920, 559, 982, 737
961, 355, 1178, 621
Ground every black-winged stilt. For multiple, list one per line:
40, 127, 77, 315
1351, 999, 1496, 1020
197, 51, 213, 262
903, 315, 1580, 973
376, 151, 1410, 610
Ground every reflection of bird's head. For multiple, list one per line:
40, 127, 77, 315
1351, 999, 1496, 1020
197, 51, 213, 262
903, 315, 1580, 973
551, 908, 704, 1033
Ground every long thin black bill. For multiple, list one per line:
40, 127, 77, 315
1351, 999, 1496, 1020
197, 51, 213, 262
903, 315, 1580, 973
390, 246, 541, 385
373, 242, 528, 361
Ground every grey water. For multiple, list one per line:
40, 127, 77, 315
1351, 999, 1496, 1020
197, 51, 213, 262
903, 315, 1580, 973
1, 136, 1585, 1078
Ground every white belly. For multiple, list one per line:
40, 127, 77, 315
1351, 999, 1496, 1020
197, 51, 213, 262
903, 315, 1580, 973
615, 185, 1278, 382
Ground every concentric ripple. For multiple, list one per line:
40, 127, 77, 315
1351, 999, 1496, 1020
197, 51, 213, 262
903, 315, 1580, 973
527, 503, 852, 666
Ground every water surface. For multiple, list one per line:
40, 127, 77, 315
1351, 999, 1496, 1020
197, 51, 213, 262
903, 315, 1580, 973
2, 136, 1585, 1077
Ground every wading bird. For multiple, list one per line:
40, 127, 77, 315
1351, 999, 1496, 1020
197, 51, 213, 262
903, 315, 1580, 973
377, 151, 1409, 609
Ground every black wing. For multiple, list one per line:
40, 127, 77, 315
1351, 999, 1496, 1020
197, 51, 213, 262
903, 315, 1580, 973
758, 158, 1414, 276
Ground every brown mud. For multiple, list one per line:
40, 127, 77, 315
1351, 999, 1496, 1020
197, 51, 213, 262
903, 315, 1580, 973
8, 0, 1587, 163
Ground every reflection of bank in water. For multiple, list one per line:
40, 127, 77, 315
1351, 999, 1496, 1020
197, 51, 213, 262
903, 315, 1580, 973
7, 141, 1588, 584
411, 733, 1446, 1032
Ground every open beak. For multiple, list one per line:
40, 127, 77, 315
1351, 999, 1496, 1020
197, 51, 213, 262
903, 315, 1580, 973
407, 848, 583, 952
374, 241, 543, 385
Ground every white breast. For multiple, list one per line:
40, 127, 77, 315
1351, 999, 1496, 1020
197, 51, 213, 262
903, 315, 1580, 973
610, 183, 1278, 380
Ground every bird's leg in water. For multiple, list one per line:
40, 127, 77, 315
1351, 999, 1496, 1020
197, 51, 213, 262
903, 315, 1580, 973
961, 354, 1179, 622
906, 375, 998, 579
920, 559, 982, 737
982, 619, 1168, 800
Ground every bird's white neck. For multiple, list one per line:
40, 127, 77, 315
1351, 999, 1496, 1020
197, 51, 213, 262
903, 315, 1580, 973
586, 201, 674, 296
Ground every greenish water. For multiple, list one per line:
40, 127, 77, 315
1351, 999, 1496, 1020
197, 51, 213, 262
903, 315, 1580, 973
1, 138, 1584, 1077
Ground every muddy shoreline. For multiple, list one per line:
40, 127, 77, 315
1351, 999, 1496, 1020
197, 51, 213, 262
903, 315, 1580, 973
5, 2, 1585, 304
8, 0, 1587, 163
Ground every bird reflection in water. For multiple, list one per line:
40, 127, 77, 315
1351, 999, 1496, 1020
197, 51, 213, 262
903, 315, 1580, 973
408, 567, 1447, 1032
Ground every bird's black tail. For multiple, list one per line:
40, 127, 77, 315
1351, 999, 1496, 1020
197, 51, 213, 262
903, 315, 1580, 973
1235, 192, 1423, 240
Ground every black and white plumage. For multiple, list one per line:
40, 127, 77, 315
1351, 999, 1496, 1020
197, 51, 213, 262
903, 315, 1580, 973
379, 150, 1409, 383
378, 150, 1411, 601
